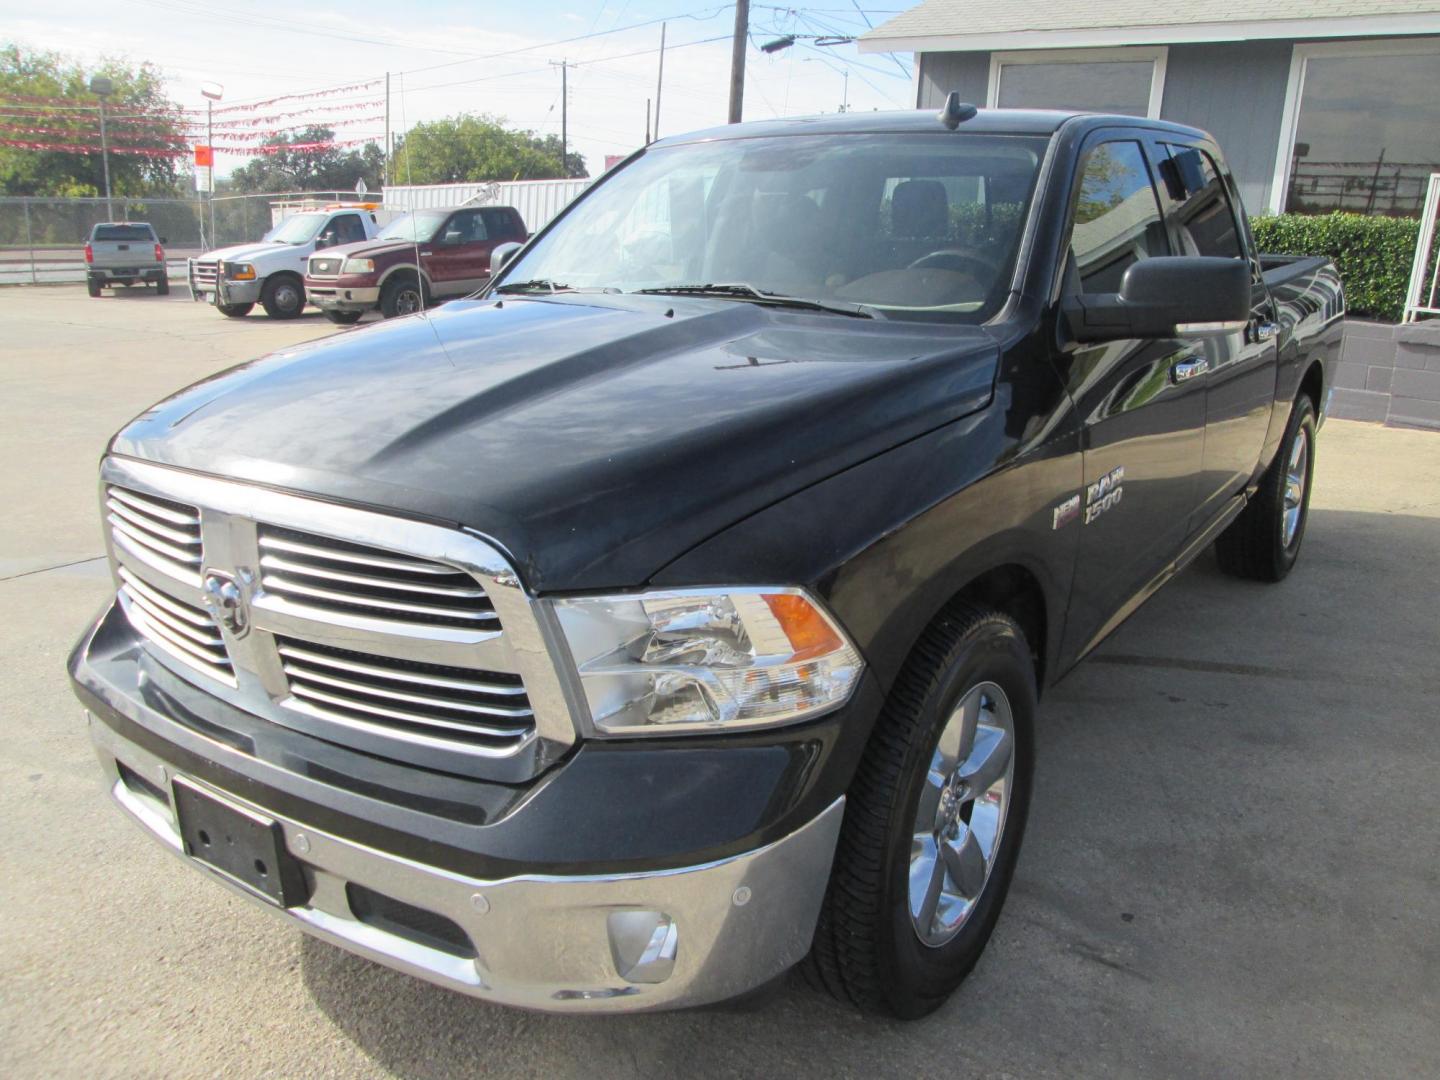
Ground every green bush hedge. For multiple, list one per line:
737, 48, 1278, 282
1250, 212, 1424, 323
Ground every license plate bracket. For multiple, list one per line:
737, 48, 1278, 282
172, 778, 303, 907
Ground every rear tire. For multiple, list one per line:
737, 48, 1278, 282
155, 277, 170, 296
216, 302, 253, 318
807, 602, 1035, 1018
323, 310, 363, 325
1215, 394, 1316, 582
380, 276, 427, 319
86, 276, 102, 298
260, 274, 305, 319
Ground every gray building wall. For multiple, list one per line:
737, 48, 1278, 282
1158, 41, 1293, 212
913, 42, 1294, 214
916, 51, 989, 110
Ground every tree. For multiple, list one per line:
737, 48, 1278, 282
392, 114, 587, 185
227, 126, 385, 194
0, 44, 189, 197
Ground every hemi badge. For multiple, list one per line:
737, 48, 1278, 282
1052, 494, 1081, 530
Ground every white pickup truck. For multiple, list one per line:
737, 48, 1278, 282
188, 205, 389, 319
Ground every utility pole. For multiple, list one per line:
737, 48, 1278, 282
549, 60, 573, 176
728, 0, 749, 123
654, 23, 666, 140
384, 72, 391, 188
88, 76, 114, 219
207, 99, 215, 244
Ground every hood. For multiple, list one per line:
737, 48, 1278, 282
111, 296, 999, 591
201, 240, 292, 264
316, 237, 425, 263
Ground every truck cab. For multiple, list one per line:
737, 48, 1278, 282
188, 205, 387, 319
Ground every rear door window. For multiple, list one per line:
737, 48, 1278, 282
1160, 145, 1245, 261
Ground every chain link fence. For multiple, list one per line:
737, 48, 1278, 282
0, 193, 371, 284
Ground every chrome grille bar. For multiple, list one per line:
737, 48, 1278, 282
106, 485, 202, 586
257, 526, 499, 629
117, 568, 234, 685
278, 637, 533, 751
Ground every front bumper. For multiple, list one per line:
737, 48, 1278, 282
90, 715, 841, 1012
189, 271, 262, 306
71, 603, 865, 1012
305, 283, 381, 312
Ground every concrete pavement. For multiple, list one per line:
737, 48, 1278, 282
1, 287, 1437, 1078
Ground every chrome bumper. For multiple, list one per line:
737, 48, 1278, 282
89, 714, 843, 1013
306, 284, 380, 309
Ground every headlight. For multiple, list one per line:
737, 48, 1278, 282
552, 587, 862, 736
223, 262, 255, 280
342, 258, 375, 274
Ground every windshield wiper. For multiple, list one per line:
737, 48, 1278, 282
633, 283, 876, 319
494, 279, 574, 294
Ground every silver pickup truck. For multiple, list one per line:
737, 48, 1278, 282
85, 222, 170, 297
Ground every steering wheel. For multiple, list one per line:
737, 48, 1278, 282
907, 248, 1000, 279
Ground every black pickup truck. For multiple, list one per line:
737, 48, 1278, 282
70, 102, 1343, 1018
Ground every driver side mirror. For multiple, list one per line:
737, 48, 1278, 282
1063, 256, 1250, 343
490, 241, 523, 276
159, 236, 169, 245
316, 232, 336, 250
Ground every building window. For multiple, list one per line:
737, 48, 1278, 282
1274, 40, 1440, 217
988, 48, 1167, 119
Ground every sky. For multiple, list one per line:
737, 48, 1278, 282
1, 0, 917, 178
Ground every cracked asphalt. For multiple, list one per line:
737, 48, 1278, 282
2, 286, 1437, 1078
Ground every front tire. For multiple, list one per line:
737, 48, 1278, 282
323, 310, 363, 325
380, 276, 427, 319
1215, 394, 1316, 582
808, 602, 1035, 1018
260, 275, 305, 319
215, 302, 254, 318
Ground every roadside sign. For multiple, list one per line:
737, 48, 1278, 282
194, 145, 213, 193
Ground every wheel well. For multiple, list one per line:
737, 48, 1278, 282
1299, 360, 1324, 413
945, 564, 1047, 691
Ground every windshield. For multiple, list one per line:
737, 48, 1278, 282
265, 212, 328, 245
377, 210, 450, 243
500, 132, 1047, 321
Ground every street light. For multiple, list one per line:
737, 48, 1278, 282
88, 75, 114, 220
200, 82, 223, 249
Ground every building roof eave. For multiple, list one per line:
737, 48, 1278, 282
856, 12, 1440, 54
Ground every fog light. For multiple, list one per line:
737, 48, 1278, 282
607, 910, 678, 984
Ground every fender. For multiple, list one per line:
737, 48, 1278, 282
376, 262, 434, 292
651, 404, 1082, 698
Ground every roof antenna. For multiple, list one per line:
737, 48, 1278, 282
937, 92, 977, 130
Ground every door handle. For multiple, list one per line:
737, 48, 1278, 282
1250, 320, 1278, 344
1171, 356, 1209, 383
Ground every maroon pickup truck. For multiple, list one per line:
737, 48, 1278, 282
304, 205, 527, 323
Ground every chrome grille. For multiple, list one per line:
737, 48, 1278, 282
99, 457, 575, 781
257, 525, 500, 629
117, 566, 234, 684
191, 259, 219, 287
106, 486, 203, 585
277, 638, 532, 752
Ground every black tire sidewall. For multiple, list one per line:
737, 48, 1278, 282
877, 619, 1035, 1016
381, 277, 425, 319
261, 275, 304, 319
1272, 397, 1316, 575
